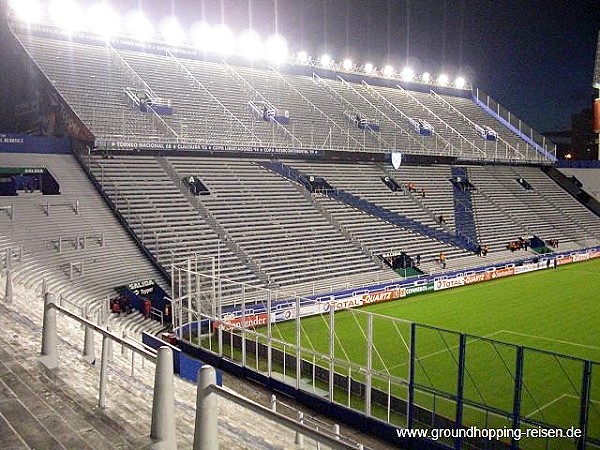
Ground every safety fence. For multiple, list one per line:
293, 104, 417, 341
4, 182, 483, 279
171, 257, 600, 450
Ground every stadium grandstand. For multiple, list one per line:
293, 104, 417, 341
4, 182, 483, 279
1, 0, 600, 449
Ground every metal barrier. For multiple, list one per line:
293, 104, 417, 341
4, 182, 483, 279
193, 365, 362, 450
38, 292, 178, 449
172, 257, 600, 450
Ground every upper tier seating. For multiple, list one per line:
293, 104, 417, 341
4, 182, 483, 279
13, 27, 554, 163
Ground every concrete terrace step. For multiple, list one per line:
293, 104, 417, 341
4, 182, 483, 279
0, 335, 151, 450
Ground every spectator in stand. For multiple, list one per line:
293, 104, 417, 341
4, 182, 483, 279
482, 245, 489, 257
110, 297, 121, 314
416, 254, 421, 266
144, 298, 152, 320
420, 188, 426, 198
164, 302, 171, 324
120, 295, 131, 314
438, 214, 446, 225
476, 245, 482, 257
439, 252, 447, 269
407, 182, 416, 193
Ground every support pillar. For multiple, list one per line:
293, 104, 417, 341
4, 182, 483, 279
98, 335, 110, 409
193, 365, 218, 450
83, 316, 95, 364
4, 269, 13, 303
295, 411, 305, 448
151, 347, 177, 449
39, 293, 58, 370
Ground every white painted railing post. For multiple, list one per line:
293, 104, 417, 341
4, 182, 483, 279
295, 411, 304, 448
39, 293, 58, 370
193, 365, 218, 450
4, 269, 13, 303
83, 315, 95, 364
98, 335, 110, 409
151, 346, 177, 449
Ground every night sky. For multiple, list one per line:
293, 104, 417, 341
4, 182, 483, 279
27, 1, 600, 132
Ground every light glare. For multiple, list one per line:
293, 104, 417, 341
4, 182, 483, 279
160, 16, 185, 46
421, 72, 431, 82
297, 51, 309, 64
239, 29, 263, 60
455, 76, 467, 89
50, 0, 84, 33
9, 0, 42, 24
127, 11, 154, 42
87, 3, 121, 39
320, 54, 332, 67
383, 65, 394, 77
364, 63, 374, 74
438, 74, 449, 86
212, 24, 236, 55
191, 22, 212, 51
342, 58, 353, 71
401, 67, 414, 81
265, 34, 288, 64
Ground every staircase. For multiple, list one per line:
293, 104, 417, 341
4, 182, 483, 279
451, 166, 479, 248
260, 160, 476, 253
156, 157, 271, 286
0, 306, 153, 449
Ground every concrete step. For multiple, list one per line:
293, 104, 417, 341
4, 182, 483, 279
0, 335, 152, 450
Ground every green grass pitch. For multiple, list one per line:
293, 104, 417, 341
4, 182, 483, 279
268, 258, 600, 441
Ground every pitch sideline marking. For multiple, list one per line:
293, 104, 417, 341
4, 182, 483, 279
564, 394, 600, 405
497, 330, 600, 352
524, 394, 568, 419
525, 394, 600, 420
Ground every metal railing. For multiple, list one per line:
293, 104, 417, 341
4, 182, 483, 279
474, 88, 556, 160
269, 67, 367, 151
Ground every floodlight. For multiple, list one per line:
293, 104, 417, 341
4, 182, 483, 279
342, 58, 353, 71
190, 22, 212, 51
320, 54, 332, 67
127, 10, 154, 42
401, 67, 414, 81
265, 34, 288, 64
438, 74, 449, 86
238, 29, 263, 60
160, 16, 185, 46
421, 72, 431, 82
87, 3, 120, 39
49, 0, 84, 33
364, 62, 374, 74
211, 24, 236, 55
455, 76, 466, 89
383, 65, 394, 77
9, 0, 42, 24
297, 51, 309, 64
